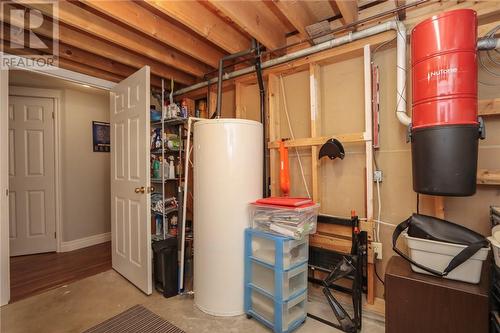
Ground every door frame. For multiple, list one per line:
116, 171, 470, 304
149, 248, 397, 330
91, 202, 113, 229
9, 86, 63, 254
1, 69, 10, 306
0, 59, 116, 306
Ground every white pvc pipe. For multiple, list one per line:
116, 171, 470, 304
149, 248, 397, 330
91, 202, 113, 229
393, 21, 411, 126
179, 116, 203, 291
174, 20, 411, 127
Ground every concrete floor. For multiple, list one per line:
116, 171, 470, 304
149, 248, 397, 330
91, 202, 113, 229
0, 270, 385, 333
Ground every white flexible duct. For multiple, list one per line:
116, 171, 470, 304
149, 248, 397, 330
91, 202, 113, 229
174, 20, 411, 127
393, 21, 411, 126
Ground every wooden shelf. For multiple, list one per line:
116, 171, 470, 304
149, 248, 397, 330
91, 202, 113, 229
267, 132, 365, 149
150, 148, 183, 154
151, 178, 181, 183
477, 169, 500, 185
479, 98, 500, 117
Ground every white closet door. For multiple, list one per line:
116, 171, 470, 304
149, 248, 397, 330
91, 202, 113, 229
110, 66, 151, 294
9, 95, 56, 256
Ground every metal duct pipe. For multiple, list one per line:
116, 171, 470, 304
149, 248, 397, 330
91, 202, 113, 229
215, 48, 255, 118
174, 20, 410, 126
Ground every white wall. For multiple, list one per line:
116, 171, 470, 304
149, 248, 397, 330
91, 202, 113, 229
60, 89, 110, 241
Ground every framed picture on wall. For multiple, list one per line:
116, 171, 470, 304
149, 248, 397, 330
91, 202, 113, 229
92, 121, 110, 152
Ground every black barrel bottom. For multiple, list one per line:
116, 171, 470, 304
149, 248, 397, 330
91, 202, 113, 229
411, 124, 479, 196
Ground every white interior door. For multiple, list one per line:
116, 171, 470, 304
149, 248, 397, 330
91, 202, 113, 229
110, 66, 151, 294
8, 95, 56, 256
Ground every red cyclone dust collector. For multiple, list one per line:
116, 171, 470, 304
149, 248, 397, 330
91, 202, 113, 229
411, 9, 485, 196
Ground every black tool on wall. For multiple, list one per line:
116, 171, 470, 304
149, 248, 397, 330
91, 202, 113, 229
319, 138, 345, 160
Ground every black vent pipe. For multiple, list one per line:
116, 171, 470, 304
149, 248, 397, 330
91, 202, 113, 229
254, 41, 268, 198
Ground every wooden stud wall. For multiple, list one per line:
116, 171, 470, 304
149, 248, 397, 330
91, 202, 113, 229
268, 75, 281, 197
309, 64, 321, 203
261, 44, 378, 305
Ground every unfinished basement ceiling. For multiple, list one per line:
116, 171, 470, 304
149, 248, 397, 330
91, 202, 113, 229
1, 1, 498, 89
0, 0, 393, 87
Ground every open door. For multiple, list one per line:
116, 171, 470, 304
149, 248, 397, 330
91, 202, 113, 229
110, 66, 151, 294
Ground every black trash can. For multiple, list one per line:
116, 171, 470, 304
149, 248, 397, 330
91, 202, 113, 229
152, 236, 178, 298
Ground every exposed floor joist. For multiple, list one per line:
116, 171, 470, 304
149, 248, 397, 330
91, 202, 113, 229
3, 44, 124, 84
208, 0, 288, 50
81, 0, 225, 68
273, 0, 318, 40
23, 1, 210, 77
144, 0, 251, 54
1, 3, 195, 85
1, 24, 162, 87
331, 0, 359, 24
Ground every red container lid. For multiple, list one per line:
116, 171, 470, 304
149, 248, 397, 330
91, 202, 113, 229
255, 197, 312, 207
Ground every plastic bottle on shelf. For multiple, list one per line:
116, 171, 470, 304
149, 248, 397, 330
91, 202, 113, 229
152, 158, 160, 179
163, 156, 170, 179
168, 156, 175, 179
169, 215, 178, 236
181, 98, 188, 118
155, 215, 163, 238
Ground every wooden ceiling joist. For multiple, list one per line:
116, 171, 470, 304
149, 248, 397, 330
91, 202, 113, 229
23, 1, 210, 77
81, 0, 225, 69
2, 43, 124, 83
1, 27, 165, 87
273, 0, 318, 40
208, 0, 288, 51
144, 0, 251, 54
330, 0, 359, 24
57, 43, 163, 88
1, 3, 195, 85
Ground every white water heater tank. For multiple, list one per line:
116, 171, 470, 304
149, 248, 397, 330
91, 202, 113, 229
193, 118, 263, 316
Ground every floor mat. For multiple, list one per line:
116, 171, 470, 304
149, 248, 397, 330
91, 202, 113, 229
83, 304, 185, 333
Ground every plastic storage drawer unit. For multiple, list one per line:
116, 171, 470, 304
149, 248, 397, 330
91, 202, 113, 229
244, 228, 307, 333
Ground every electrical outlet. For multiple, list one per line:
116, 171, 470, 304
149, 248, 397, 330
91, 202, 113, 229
373, 170, 383, 182
372, 242, 383, 259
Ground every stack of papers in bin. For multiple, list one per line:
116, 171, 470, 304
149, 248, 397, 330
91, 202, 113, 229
251, 197, 319, 239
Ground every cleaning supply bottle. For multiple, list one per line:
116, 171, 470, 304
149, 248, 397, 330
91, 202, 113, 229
168, 156, 175, 179
155, 215, 163, 237
181, 98, 188, 118
169, 215, 178, 236
163, 156, 169, 178
152, 158, 160, 179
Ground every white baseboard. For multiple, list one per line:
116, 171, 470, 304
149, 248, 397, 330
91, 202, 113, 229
60, 232, 110, 252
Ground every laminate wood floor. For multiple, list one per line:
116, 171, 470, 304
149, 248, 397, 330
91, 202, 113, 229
9, 241, 111, 303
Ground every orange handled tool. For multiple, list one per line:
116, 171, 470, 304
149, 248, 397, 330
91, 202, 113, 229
279, 140, 290, 197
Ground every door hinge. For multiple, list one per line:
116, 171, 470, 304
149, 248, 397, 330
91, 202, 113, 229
5, 189, 8, 196
54, 232, 56, 238
52, 111, 55, 119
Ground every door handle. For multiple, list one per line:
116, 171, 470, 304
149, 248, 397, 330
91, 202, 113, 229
134, 186, 146, 194
147, 186, 155, 193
